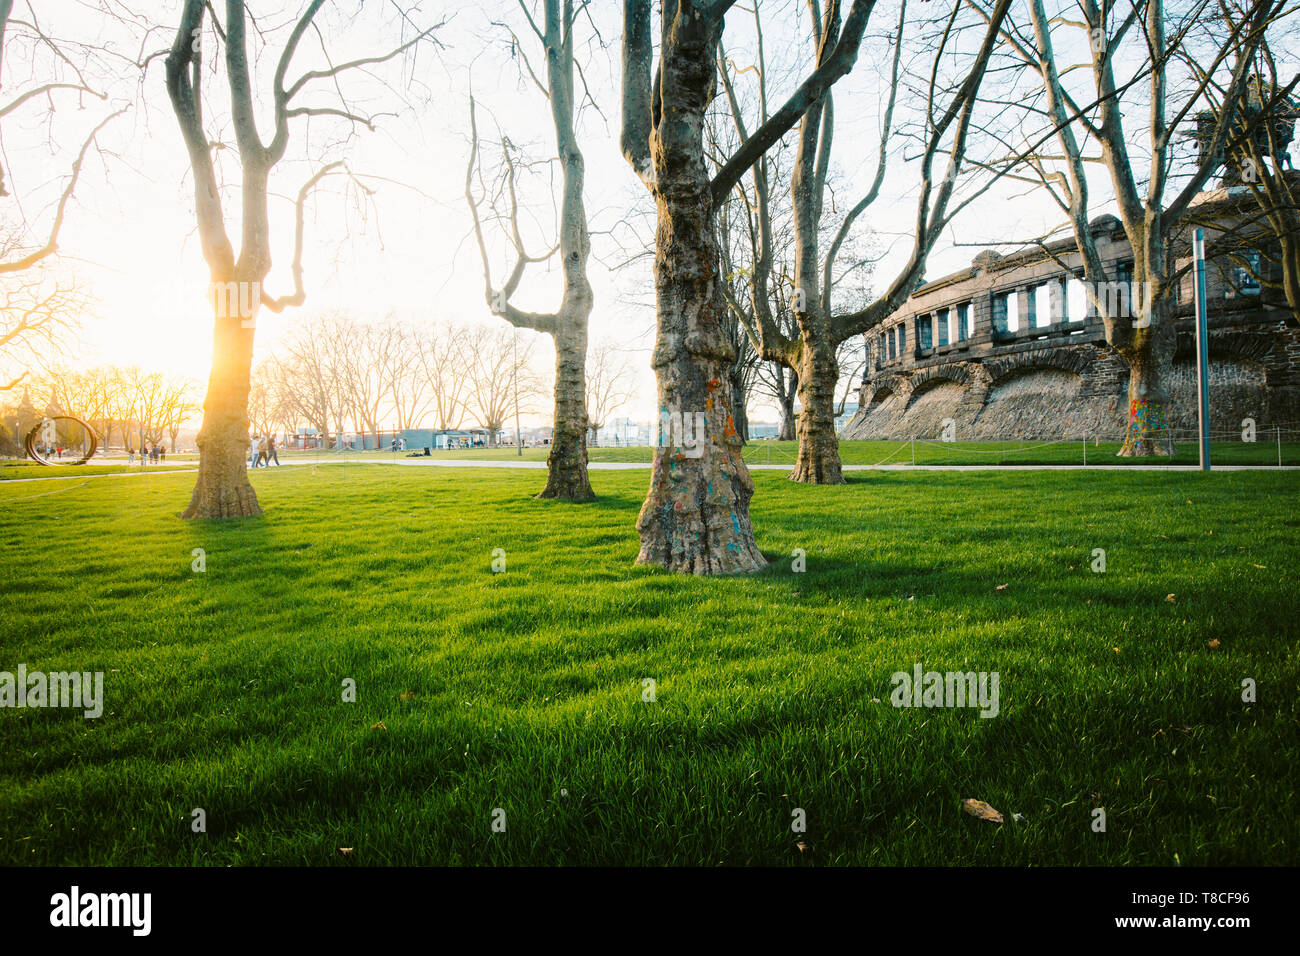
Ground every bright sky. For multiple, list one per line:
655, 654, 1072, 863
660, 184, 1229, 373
7, 0, 1270, 427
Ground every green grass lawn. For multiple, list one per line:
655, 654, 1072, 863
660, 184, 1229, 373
272, 438, 1300, 466
0, 461, 199, 481
4, 437, 1297, 479
1, 464, 1296, 865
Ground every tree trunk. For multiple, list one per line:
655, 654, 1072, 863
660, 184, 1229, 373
777, 369, 798, 441
1116, 270, 1177, 457
1118, 348, 1175, 457
180, 308, 261, 519
728, 361, 749, 444
790, 341, 844, 483
637, 9, 765, 575
540, 321, 595, 500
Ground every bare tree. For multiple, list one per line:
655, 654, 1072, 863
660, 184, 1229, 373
376, 320, 431, 432
277, 312, 359, 448
413, 323, 471, 431
466, 0, 599, 499
120, 367, 167, 450
0, 275, 91, 390
718, 0, 1012, 482
0, 4, 126, 392
621, 0, 878, 572
584, 338, 637, 443
1181, 24, 1300, 322
158, 377, 201, 451
265, 349, 332, 448
1008, 0, 1283, 454
337, 319, 391, 449
106, 368, 141, 451
163, 1, 439, 516
0, 3, 122, 274
78, 368, 120, 450
36, 365, 112, 439
464, 325, 546, 446
247, 368, 276, 440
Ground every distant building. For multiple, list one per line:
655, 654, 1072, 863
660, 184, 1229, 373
844, 201, 1300, 442
594, 417, 650, 446
400, 428, 490, 449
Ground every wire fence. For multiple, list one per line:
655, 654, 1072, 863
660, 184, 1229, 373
7, 423, 1299, 471
747, 422, 1300, 468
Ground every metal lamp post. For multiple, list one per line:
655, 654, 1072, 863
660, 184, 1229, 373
1193, 227, 1212, 471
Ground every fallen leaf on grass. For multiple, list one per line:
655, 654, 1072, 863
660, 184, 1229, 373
400, 692, 415, 700
796, 841, 808, 853
1252, 564, 1267, 569
1165, 593, 1176, 603
338, 847, 353, 855
995, 583, 1009, 591
962, 798, 1003, 824
1207, 639, 1221, 649
370, 721, 387, 731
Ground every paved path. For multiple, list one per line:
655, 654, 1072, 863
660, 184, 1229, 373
3, 457, 1297, 486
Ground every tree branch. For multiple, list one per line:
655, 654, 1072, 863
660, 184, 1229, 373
710, 0, 876, 212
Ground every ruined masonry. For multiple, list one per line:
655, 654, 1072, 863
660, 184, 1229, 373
842, 197, 1300, 442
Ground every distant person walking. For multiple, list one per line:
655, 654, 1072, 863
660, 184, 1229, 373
249, 436, 259, 468
256, 435, 270, 468
266, 435, 280, 466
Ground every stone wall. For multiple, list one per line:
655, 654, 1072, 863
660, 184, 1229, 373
842, 215, 1300, 442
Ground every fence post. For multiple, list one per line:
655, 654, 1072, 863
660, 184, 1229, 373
911, 438, 916, 466
1082, 438, 1086, 467
1279, 425, 1283, 468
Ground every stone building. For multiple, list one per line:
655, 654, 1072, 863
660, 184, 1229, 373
841, 195, 1300, 442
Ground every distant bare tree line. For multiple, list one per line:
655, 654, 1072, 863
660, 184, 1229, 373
6, 366, 201, 453
252, 313, 562, 448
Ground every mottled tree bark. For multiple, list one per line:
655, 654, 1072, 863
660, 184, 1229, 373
777, 369, 798, 441
541, 320, 594, 500
639, 147, 765, 571
467, 0, 594, 502
1117, 295, 1177, 456
791, 341, 843, 483
622, 0, 875, 571
634, 5, 762, 572
728, 360, 749, 444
